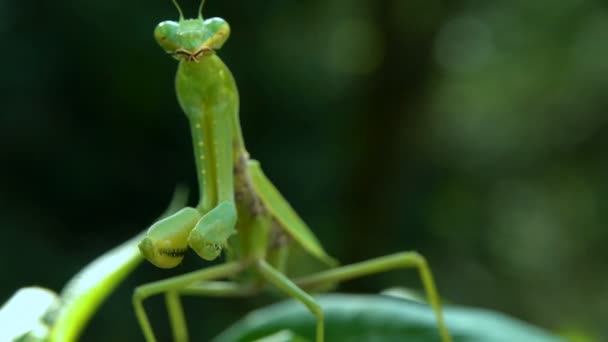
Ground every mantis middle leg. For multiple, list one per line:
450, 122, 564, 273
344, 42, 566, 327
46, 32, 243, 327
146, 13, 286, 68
133, 261, 246, 342
256, 259, 324, 342
293, 252, 452, 342
164, 281, 260, 342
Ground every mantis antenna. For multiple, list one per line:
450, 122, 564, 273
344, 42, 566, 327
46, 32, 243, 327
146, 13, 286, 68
171, 0, 184, 20
197, 0, 206, 19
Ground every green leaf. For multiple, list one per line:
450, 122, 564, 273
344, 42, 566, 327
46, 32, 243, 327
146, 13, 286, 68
213, 294, 566, 342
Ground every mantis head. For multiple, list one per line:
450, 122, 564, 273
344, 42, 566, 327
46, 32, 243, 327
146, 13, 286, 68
155, 0, 230, 62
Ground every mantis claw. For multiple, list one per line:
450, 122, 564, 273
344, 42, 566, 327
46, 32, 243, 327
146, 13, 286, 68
188, 201, 237, 261
139, 207, 201, 268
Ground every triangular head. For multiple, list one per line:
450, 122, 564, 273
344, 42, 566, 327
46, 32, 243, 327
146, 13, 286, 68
154, 0, 230, 62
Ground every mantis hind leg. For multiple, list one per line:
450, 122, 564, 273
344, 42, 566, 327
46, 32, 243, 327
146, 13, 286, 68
256, 259, 325, 342
293, 252, 452, 342
133, 261, 245, 342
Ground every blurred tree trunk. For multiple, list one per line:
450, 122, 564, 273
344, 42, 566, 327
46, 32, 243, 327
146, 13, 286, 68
341, 0, 442, 267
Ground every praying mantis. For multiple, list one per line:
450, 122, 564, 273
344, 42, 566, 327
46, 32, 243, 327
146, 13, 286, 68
3, 1, 452, 341
132, 1, 452, 342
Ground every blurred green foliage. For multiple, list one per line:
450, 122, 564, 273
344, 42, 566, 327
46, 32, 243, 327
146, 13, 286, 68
0, 0, 606, 341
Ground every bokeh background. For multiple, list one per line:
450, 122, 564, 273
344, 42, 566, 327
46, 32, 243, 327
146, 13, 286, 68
1, 0, 606, 341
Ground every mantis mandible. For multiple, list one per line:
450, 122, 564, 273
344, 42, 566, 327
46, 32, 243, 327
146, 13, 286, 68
134, 1, 452, 341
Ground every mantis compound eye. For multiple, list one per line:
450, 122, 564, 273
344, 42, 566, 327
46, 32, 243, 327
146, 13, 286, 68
154, 21, 182, 55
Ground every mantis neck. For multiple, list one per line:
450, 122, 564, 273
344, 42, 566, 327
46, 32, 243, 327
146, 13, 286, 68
175, 55, 247, 212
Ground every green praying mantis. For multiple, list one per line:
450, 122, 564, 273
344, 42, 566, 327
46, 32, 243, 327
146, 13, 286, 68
5, 1, 452, 341
131, 1, 452, 342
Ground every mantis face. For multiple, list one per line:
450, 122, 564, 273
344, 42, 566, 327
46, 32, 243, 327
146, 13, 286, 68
154, 17, 230, 62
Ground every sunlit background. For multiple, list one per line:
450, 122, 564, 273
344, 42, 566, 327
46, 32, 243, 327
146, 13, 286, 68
1, 0, 606, 341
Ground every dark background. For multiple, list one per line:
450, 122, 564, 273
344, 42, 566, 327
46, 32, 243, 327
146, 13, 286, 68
1, 0, 606, 341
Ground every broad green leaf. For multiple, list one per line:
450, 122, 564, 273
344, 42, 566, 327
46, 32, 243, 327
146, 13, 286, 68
213, 294, 566, 342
